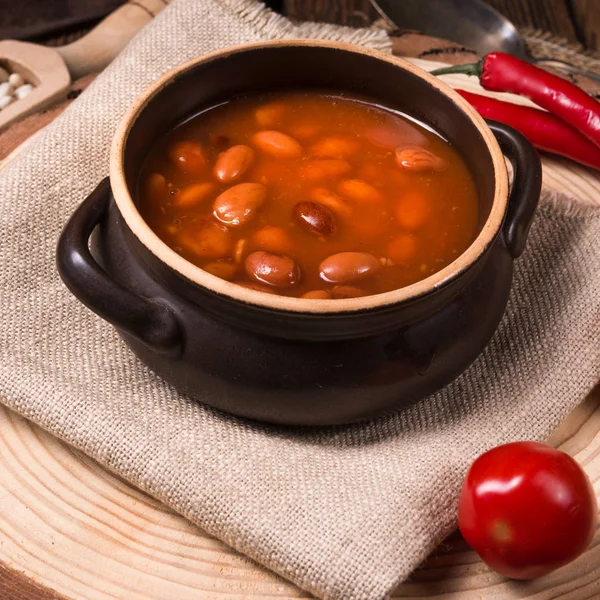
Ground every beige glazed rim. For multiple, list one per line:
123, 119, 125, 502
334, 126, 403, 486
110, 40, 509, 314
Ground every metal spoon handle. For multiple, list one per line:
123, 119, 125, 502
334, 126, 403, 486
532, 58, 600, 84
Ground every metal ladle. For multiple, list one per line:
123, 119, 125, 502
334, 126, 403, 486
370, 0, 600, 83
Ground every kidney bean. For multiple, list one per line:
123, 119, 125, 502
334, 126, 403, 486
245, 251, 300, 287
309, 188, 352, 217
394, 191, 431, 229
331, 285, 367, 299
289, 124, 322, 141
167, 140, 207, 175
251, 130, 303, 159
319, 252, 381, 284
395, 147, 448, 172
237, 282, 277, 295
299, 159, 352, 182
144, 173, 168, 201
214, 145, 255, 183
310, 135, 360, 159
365, 119, 427, 149
357, 163, 386, 186
234, 238, 247, 264
293, 201, 337, 237
175, 182, 215, 208
252, 226, 294, 254
180, 219, 232, 259
337, 179, 383, 204
255, 102, 286, 128
213, 183, 267, 226
302, 290, 332, 299
202, 261, 239, 280
386, 234, 418, 264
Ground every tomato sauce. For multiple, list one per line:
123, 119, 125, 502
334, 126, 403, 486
137, 92, 479, 299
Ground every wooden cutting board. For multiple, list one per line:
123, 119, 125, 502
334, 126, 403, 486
0, 60, 599, 600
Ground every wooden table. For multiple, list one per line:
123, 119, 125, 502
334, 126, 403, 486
1, 1, 600, 51
0, 4, 599, 600
285, 0, 600, 52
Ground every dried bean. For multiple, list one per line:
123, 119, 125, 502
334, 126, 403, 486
300, 159, 352, 182
386, 234, 418, 264
302, 290, 332, 299
319, 252, 381, 284
144, 173, 168, 201
245, 251, 300, 287
180, 220, 232, 259
331, 285, 367, 299
310, 135, 360, 159
251, 130, 303, 159
337, 179, 383, 204
214, 145, 254, 183
255, 103, 286, 128
252, 226, 294, 255
167, 140, 207, 175
293, 201, 337, 237
213, 183, 267, 227
202, 261, 239, 280
394, 191, 430, 229
395, 147, 447, 172
309, 188, 352, 217
175, 182, 215, 208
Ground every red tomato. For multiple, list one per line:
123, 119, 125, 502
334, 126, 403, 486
459, 441, 598, 579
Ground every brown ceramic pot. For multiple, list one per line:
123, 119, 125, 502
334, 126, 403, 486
57, 41, 542, 425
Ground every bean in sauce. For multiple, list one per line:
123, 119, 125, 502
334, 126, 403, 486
137, 91, 479, 299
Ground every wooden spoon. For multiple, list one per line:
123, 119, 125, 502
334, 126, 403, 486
0, 0, 170, 133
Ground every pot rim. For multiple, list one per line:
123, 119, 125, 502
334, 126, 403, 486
109, 39, 509, 315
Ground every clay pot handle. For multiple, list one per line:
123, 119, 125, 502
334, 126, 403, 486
57, 177, 181, 355
487, 120, 542, 259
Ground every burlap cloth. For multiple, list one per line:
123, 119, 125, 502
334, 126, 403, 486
0, 1, 599, 599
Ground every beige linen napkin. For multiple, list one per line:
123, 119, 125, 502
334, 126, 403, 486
0, 1, 599, 599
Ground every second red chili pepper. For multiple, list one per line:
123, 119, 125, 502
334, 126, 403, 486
456, 89, 600, 170
432, 52, 600, 148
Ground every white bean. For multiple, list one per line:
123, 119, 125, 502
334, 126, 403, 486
0, 95, 15, 110
0, 82, 13, 98
0, 67, 8, 83
8, 72, 24, 87
14, 84, 33, 100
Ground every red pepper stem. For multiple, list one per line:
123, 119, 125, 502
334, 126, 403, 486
430, 62, 483, 78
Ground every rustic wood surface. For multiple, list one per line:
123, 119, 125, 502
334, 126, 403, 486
1, 0, 599, 50
572, 0, 600, 50
0, 2, 599, 598
0, 385, 597, 600
0, 0, 170, 133
1, 58, 599, 596
285, 0, 600, 50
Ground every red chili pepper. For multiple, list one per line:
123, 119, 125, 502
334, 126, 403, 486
456, 90, 600, 170
432, 52, 600, 147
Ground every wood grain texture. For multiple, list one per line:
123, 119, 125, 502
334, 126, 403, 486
0, 0, 169, 133
1, 84, 599, 590
285, 0, 581, 44
56, 0, 170, 80
285, 0, 378, 26
0, 563, 65, 600
571, 0, 600, 50
0, 387, 597, 600
486, 0, 578, 42
1, 33, 600, 600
